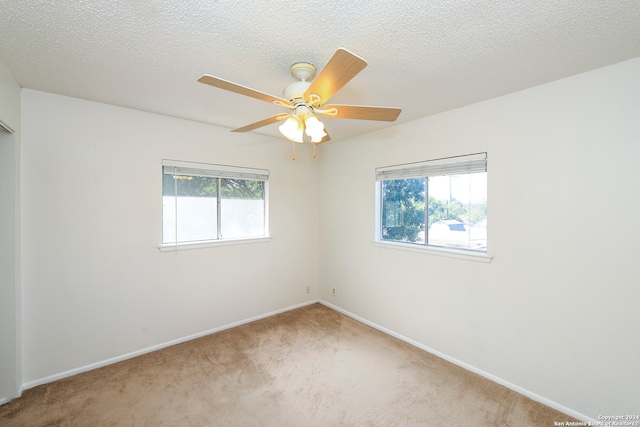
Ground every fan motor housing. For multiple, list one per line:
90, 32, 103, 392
284, 62, 316, 103
283, 81, 311, 103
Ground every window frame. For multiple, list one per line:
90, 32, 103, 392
159, 159, 270, 251
374, 153, 492, 263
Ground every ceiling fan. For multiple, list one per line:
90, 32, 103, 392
197, 48, 401, 157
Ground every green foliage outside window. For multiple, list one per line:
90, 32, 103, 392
381, 178, 425, 242
163, 175, 263, 199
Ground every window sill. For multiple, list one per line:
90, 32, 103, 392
372, 240, 493, 263
159, 236, 272, 252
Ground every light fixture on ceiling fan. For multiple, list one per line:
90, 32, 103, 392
197, 48, 401, 158
277, 105, 328, 143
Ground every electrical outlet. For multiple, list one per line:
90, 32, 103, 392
332, 288, 337, 296
305, 285, 310, 294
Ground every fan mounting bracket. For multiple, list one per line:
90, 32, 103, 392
290, 63, 317, 81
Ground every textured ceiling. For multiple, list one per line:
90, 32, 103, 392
1, 0, 639, 143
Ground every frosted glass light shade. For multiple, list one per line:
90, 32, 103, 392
309, 130, 327, 143
279, 116, 304, 143
304, 114, 326, 142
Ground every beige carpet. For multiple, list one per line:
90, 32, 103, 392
1, 303, 574, 426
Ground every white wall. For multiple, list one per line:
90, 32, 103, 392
20, 89, 320, 384
0, 58, 21, 403
318, 58, 640, 419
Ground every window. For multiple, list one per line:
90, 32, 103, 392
162, 160, 269, 247
375, 153, 487, 252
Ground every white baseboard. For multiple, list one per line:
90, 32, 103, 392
21, 299, 320, 392
319, 300, 596, 424
17, 298, 596, 424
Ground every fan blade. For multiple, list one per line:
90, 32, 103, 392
231, 114, 288, 132
304, 49, 367, 105
322, 104, 401, 122
198, 75, 292, 106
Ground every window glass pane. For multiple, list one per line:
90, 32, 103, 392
427, 173, 487, 250
162, 174, 218, 243
381, 178, 425, 243
220, 178, 265, 238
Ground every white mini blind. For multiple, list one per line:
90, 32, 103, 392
375, 152, 486, 181
163, 159, 269, 181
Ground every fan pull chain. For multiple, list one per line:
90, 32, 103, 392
291, 141, 296, 160
312, 143, 317, 159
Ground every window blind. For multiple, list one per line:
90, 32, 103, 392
163, 159, 269, 181
375, 152, 486, 181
